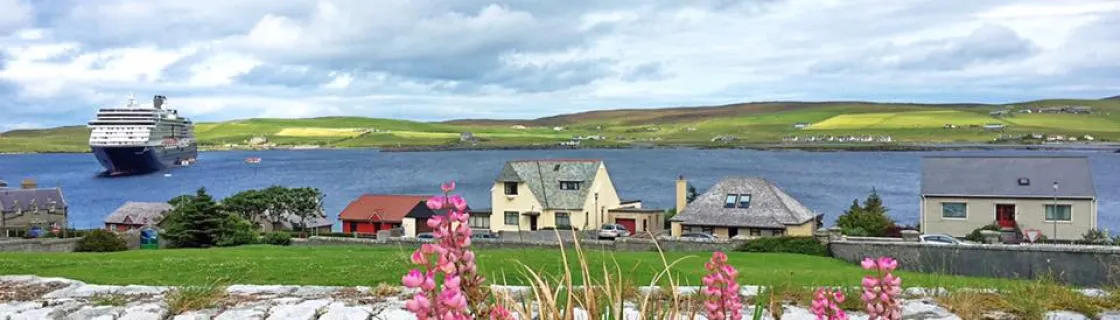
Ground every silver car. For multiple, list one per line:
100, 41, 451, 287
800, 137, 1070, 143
597, 224, 631, 240
920, 234, 977, 246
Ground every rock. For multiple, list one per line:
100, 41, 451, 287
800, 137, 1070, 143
119, 285, 169, 296
1078, 288, 1110, 298
44, 284, 122, 299
1100, 312, 1120, 320
374, 309, 417, 320
172, 309, 219, 320
265, 299, 332, 320
740, 285, 762, 297
226, 285, 298, 296
901, 299, 960, 320
66, 305, 124, 320
118, 303, 168, 320
780, 306, 818, 320
292, 286, 340, 297
905, 287, 948, 297
9, 307, 57, 320
0, 302, 42, 317
1046, 311, 1090, 320
319, 303, 373, 320
214, 306, 269, 320
0, 275, 39, 283
272, 297, 305, 305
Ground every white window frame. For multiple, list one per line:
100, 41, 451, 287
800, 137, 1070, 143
1044, 204, 1073, 223
940, 202, 968, 219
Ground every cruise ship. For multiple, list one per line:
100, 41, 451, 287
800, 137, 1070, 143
88, 95, 197, 176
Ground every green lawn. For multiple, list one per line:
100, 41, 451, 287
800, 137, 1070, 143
0, 245, 1017, 289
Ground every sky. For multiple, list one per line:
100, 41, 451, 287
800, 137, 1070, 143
1, 0, 1119, 131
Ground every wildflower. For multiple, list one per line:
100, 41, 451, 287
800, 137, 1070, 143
860, 256, 902, 320
401, 180, 500, 319
702, 251, 743, 320
811, 287, 848, 320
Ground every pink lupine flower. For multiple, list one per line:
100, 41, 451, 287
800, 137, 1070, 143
402, 180, 501, 319
489, 305, 512, 320
861, 256, 902, 320
702, 251, 743, 320
812, 287, 848, 320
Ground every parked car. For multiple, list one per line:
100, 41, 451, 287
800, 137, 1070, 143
920, 233, 977, 246
597, 224, 631, 240
471, 230, 500, 239
416, 232, 435, 239
680, 232, 718, 240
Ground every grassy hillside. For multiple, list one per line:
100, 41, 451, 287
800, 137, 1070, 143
3, 99, 1119, 153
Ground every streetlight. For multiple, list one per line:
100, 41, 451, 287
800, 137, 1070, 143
1052, 181, 1059, 241
595, 193, 600, 226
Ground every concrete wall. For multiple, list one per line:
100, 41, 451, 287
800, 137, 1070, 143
830, 240, 1120, 287
297, 235, 745, 253
0, 238, 81, 252
921, 196, 1096, 240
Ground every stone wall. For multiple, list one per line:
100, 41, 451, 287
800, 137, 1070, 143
0, 238, 81, 252
296, 236, 744, 252
830, 240, 1120, 287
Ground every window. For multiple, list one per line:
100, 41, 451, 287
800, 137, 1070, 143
560, 181, 581, 190
773, 229, 785, 236
349, 222, 358, 233
724, 194, 738, 208
556, 212, 570, 228
750, 229, 761, 236
1045, 204, 1072, 222
941, 203, 967, 219
469, 214, 490, 229
504, 212, 519, 225
702, 227, 714, 234
504, 182, 518, 195
738, 194, 752, 208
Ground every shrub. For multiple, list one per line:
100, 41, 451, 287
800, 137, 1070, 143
262, 232, 292, 246
737, 236, 828, 256
835, 190, 894, 237
74, 229, 128, 252
965, 223, 1001, 243
216, 215, 258, 247
1082, 229, 1113, 245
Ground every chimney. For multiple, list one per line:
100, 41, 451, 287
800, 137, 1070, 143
675, 175, 688, 214
153, 95, 166, 109
20, 178, 37, 190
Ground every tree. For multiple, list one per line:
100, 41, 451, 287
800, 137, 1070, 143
686, 183, 699, 204
222, 189, 271, 223
835, 189, 894, 237
163, 188, 226, 248
285, 187, 325, 233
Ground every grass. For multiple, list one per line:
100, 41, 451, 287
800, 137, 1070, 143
4, 99, 1120, 153
0, 245, 1019, 289
90, 293, 130, 307
165, 281, 227, 315
937, 278, 1120, 319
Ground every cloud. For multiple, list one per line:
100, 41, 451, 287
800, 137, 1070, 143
1, 0, 1119, 130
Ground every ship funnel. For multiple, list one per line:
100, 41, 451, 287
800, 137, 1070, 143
153, 95, 166, 109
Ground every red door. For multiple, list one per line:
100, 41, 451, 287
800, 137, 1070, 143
616, 219, 636, 233
996, 204, 1016, 228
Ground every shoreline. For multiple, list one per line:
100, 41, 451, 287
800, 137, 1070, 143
3, 143, 1119, 155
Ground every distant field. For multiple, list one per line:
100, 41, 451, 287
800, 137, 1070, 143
3, 99, 1119, 153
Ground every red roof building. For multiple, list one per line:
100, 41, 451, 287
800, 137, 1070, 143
338, 195, 430, 234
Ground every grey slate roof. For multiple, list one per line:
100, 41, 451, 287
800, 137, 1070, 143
921, 156, 1095, 198
268, 212, 333, 229
0, 188, 66, 213
104, 202, 172, 225
496, 160, 601, 210
671, 177, 817, 228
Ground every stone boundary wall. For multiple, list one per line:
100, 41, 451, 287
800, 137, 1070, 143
295, 236, 744, 252
0, 238, 81, 252
830, 240, 1120, 287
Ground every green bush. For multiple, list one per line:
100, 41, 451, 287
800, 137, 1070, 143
262, 232, 292, 246
216, 215, 258, 247
965, 224, 1002, 243
74, 230, 128, 252
736, 236, 828, 256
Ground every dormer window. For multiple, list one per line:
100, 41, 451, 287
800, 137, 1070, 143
504, 182, 518, 195
724, 194, 737, 208
738, 194, 752, 208
560, 181, 581, 190
1018, 178, 1030, 186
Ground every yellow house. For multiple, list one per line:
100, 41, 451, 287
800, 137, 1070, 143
490, 160, 642, 232
670, 176, 820, 238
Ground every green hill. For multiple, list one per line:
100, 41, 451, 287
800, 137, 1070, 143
3, 99, 1119, 153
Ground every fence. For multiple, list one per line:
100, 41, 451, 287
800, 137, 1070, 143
0, 238, 82, 252
296, 235, 745, 252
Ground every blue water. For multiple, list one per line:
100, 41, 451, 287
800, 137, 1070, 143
1, 149, 1117, 231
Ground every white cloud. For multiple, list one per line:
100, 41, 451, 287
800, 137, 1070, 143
1, 0, 1119, 129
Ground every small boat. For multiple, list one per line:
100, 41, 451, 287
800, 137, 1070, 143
245, 157, 262, 164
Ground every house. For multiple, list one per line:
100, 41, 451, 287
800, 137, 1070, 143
255, 212, 333, 234
0, 179, 67, 237
459, 132, 477, 143
490, 160, 646, 232
511, 125, 527, 130
103, 202, 172, 231
401, 201, 477, 237
920, 156, 1097, 240
339, 195, 430, 234
553, 126, 565, 131
669, 176, 820, 238
793, 122, 811, 129
983, 124, 1006, 130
